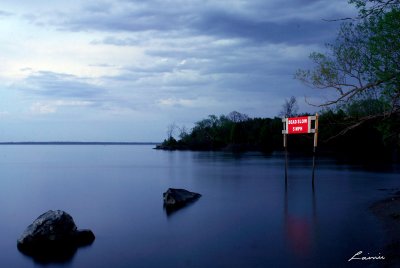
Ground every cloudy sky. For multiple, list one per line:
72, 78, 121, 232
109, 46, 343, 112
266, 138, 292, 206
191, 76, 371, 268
0, 0, 356, 142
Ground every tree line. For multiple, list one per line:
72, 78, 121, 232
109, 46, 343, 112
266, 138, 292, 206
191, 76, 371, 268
158, 111, 283, 152
157, 106, 399, 162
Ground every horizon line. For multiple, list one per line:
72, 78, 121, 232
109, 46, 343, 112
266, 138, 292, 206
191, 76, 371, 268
0, 141, 161, 145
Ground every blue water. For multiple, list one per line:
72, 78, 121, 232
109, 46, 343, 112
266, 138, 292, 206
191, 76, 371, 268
0, 145, 398, 267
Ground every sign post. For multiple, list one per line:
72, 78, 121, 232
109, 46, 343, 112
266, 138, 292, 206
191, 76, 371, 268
282, 114, 319, 188
312, 114, 319, 188
282, 119, 289, 187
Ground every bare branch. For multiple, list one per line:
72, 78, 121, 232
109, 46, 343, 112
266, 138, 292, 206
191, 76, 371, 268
318, 73, 399, 107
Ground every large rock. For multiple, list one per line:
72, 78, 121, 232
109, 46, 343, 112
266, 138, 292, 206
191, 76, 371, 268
17, 210, 95, 263
163, 188, 201, 208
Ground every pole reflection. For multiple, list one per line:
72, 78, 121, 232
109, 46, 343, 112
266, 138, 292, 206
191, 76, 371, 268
284, 183, 317, 257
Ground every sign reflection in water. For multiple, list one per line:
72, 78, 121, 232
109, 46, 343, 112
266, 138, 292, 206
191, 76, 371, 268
284, 184, 317, 257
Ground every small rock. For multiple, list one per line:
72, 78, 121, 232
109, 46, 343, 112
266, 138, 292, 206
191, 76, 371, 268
163, 188, 201, 207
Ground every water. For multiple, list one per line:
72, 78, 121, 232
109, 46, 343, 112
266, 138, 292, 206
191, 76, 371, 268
0, 145, 398, 267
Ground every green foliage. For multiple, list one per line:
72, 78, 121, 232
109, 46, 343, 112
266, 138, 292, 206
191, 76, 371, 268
162, 137, 178, 148
342, 98, 388, 118
317, 100, 400, 161
366, 8, 400, 102
318, 109, 396, 160
349, 0, 400, 18
296, 2, 399, 111
187, 114, 234, 149
160, 111, 283, 152
295, 0, 400, 158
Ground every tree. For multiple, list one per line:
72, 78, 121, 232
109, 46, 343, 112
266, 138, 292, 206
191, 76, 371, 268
279, 96, 299, 118
350, 0, 400, 18
166, 122, 177, 140
296, 1, 400, 134
227, 111, 249, 123
295, 0, 400, 160
178, 125, 189, 140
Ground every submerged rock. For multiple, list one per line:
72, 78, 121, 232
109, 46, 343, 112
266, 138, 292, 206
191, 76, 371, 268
17, 210, 95, 263
163, 188, 201, 208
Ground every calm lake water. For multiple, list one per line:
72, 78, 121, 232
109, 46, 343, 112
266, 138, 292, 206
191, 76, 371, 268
0, 145, 399, 267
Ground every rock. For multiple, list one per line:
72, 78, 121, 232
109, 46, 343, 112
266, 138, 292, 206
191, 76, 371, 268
163, 188, 201, 207
17, 210, 95, 263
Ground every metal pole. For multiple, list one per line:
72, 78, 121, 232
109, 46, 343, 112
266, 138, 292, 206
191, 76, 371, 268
282, 118, 288, 187
284, 133, 288, 187
312, 113, 319, 188
312, 147, 316, 189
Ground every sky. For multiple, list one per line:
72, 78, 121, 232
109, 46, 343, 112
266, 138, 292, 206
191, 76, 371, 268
0, 0, 356, 142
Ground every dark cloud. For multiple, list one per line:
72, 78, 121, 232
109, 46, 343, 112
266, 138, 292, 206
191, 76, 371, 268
91, 36, 141, 46
0, 10, 13, 17
15, 71, 156, 112
82, 2, 113, 14
144, 37, 309, 82
190, 11, 341, 44
56, 4, 185, 33
20, 71, 104, 99
25, 0, 350, 45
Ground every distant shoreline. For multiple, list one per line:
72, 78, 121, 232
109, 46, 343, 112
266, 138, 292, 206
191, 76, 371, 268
0, 142, 160, 145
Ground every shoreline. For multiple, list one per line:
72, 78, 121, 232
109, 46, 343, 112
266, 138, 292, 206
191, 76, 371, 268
370, 189, 400, 267
0, 142, 159, 146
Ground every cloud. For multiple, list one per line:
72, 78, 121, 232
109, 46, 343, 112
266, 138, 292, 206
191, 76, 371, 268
30, 100, 94, 115
53, 100, 94, 106
189, 9, 341, 45
0, 111, 10, 117
23, 0, 352, 45
91, 36, 140, 46
14, 0, 351, 103
82, 2, 113, 14
0, 10, 13, 17
0, 0, 358, 141
157, 97, 194, 107
157, 97, 219, 108
13, 70, 154, 116
19, 71, 104, 99
30, 102, 56, 114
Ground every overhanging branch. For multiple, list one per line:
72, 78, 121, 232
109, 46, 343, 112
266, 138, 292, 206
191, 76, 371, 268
318, 73, 398, 107
324, 110, 399, 142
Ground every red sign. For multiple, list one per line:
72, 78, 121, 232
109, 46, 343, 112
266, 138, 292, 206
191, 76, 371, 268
287, 116, 309, 134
